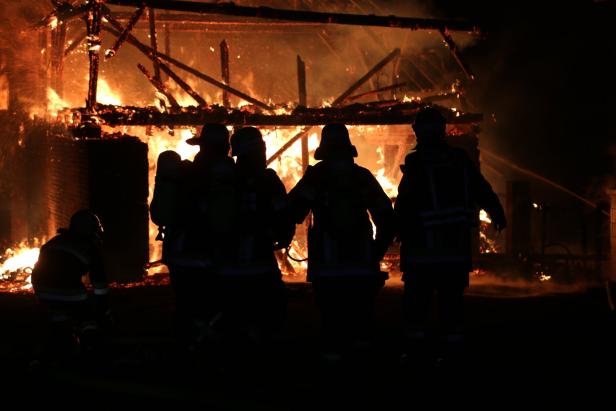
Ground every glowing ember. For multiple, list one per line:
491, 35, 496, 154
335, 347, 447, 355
479, 209, 500, 254
0, 240, 43, 293
538, 272, 552, 282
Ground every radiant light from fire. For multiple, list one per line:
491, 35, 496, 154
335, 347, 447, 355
480, 209, 492, 223
0, 243, 41, 292
0, 247, 39, 278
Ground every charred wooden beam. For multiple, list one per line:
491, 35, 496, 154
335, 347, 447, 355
347, 82, 407, 102
35, 3, 86, 29
156, 59, 208, 107
297, 56, 307, 107
137, 63, 180, 108
148, 7, 161, 81
86, 0, 102, 112
106, 0, 480, 34
267, 49, 401, 164
439, 28, 475, 81
220, 40, 230, 108
82, 103, 482, 127
101, 19, 274, 111
267, 127, 312, 167
332, 48, 400, 106
64, 30, 87, 56
105, 4, 146, 59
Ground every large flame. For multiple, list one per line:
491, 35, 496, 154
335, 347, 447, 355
43, 78, 407, 276
0, 240, 43, 293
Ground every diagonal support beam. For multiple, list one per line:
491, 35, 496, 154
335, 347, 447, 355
267, 48, 401, 165
137, 63, 180, 108
331, 48, 400, 106
439, 28, 475, 81
105, 4, 145, 59
101, 17, 273, 110
157, 59, 208, 107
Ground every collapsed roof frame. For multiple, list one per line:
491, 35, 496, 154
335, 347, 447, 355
40, 0, 483, 164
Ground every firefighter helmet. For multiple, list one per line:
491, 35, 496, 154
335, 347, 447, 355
230, 127, 265, 157
69, 210, 104, 240
186, 123, 230, 153
412, 107, 447, 142
156, 150, 182, 179
314, 123, 358, 160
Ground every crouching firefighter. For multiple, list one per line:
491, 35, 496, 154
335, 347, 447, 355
217, 127, 294, 353
287, 123, 394, 362
394, 107, 506, 367
31, 210, 110, 360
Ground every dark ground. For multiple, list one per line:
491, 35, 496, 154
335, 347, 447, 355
1, 274, 615, 408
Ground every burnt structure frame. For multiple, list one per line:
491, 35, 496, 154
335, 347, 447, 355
39, 0, 482, 165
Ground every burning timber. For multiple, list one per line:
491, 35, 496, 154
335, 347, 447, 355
71, 102, 482, 127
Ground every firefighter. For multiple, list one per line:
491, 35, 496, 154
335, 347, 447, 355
287, 123, 395, 362
31, 209, 110, 360
394, 107, 506, 367
149, 149, 197, 346
219, 127, 293, 353
156, 123, 238, 350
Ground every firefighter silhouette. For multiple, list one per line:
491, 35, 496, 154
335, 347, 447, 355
31, 209, 111, 360
151, 124, 237, 350
216, 127, 293, 355
394, 107, 506, 367
287, 123, 394, 363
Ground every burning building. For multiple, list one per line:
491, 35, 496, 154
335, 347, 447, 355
1, 0, 489, 290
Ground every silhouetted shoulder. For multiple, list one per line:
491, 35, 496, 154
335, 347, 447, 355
401, 151, 421, 173
264, 167, 281, 180
354, 164, 379, 182
264, 168, 286, 188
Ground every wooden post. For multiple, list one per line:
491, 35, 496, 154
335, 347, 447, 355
297, 55, 308, 173
148, 7, 161, 81
86, 0, 102, 112
220, 40, 230, 107
163, 23, 170, 82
